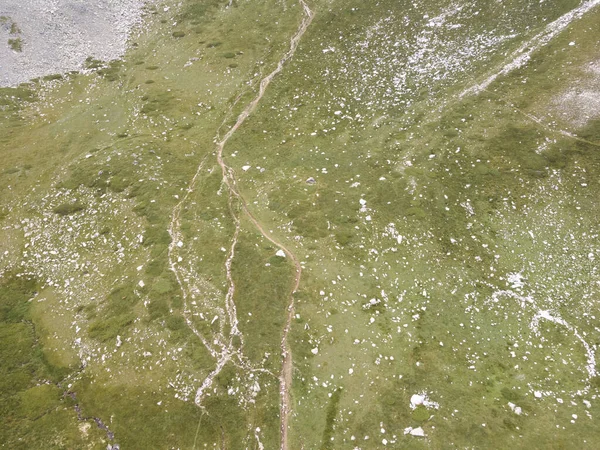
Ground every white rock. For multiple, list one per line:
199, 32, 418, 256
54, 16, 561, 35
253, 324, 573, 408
242, 165, 251, 171
410, 427, 425, 437
507, 272, 525, 289
508, 402, 522, 415
410, 392, 439, 410
177, 241, 183, 248
411, 394, 425, 409
276, 249, 286, 258
534, 391, 542, 398
138, 280, 145, 288
311, 347, 319, 355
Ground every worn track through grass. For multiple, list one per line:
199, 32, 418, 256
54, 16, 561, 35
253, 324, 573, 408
214, 2, 313, 448
167, 1, 313, 446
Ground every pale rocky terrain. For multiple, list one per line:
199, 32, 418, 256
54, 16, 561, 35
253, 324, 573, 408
0, 0, 150, 86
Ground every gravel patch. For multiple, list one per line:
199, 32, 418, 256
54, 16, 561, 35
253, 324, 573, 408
553, 60, 600, 128
0, 0, 152, 87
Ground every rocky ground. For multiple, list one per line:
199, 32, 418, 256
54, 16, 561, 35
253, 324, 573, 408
0, 0, 151, 87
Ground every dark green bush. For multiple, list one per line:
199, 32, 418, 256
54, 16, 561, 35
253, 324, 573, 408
8, 38, 23, 52
52, 202, 85, 216
42, 74, 63, 82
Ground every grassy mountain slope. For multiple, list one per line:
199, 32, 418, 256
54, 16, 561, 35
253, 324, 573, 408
1, 0, 599, 448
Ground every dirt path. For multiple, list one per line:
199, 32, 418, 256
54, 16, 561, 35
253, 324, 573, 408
168, 0, 313, 445
213, 2, 313, 448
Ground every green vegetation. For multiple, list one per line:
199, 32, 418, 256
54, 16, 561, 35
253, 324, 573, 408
9, 22, 20, 35
88, 284, 139, 342
0, 275, 93, 448
52, 202, 85, 216
8, 37, 23, 52
41, 74, 63, 82
1, 0, 600, 448
3, 16, 23, 52
176, 0, 224, 23
231, 227, 294, 363
321, 387, 342, 449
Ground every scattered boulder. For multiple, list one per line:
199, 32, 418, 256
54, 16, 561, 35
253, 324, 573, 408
404, 426, 425, 437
